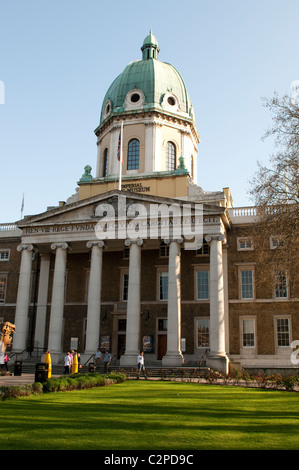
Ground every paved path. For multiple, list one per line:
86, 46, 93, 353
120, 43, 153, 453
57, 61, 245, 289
0, 373, 59, 387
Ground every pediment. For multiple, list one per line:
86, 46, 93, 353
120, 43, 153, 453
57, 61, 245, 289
17, 189, 226, 228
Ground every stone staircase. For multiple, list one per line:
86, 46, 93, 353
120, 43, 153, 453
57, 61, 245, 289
7, 357, 209, 378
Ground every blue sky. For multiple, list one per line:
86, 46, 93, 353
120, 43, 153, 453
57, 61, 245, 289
0, 0, 298, 222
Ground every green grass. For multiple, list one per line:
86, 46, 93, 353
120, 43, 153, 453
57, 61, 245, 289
0, 380, 298, 450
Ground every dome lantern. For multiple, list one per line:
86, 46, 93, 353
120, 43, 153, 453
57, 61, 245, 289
141, 29, 160, 60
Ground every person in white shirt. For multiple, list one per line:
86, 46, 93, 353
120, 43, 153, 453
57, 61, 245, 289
64, 352, 71, 374
137, 351, 147, 379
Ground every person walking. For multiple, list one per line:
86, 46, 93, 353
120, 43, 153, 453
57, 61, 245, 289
64, 352, 71, 374
3, 354, 9, 372
137, 351, 147, 379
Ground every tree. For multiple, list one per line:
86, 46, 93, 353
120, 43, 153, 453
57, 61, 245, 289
249, 92, 299, 289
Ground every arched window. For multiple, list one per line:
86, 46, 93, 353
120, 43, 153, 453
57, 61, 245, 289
166, 142, 176, 171
103, 148, 108, 177
127, 139, 140, 170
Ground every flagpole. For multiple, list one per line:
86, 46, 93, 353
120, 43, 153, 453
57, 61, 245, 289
118, 121, 124, 191
20, 193, 24, 219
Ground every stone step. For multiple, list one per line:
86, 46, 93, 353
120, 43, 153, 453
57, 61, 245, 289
6, 362, 209, 378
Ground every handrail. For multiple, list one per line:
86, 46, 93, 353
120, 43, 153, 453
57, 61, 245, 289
83, 354, 95, 366
8, 349, 27, 361
199, 348, 208, 367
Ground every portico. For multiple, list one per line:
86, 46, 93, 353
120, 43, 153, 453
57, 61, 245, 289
12, 191, 229, 371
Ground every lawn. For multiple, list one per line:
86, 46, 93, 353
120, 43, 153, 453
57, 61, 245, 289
0, 380, 298, 450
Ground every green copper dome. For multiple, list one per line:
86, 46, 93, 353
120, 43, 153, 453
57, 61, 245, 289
99, 32, 194, 125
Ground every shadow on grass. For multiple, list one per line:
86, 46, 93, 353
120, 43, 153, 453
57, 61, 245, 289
0, 382, 298, 450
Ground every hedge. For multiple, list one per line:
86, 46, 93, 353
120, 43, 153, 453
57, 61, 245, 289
0, 372, 126, 400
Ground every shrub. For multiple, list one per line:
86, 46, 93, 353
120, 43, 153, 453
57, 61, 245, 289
282, 375, 299, 391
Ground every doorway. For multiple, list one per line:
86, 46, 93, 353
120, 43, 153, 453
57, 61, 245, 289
157, 334, 167, 360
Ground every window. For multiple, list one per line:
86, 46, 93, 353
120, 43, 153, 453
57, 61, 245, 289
275, 271, 288, 298
127, 139, 140, 170
276, 318, 290, 347
237, 238, 253, 251
158, 319, 168, 332
270, 236, 283, 249
240, 269, 254, 299
159, 242, 169, 257
103, 148, 108, 177
0, 275, 7, 303
0, 250, 10, 261
118, 319, 127, 331
197, 318, 209, 348
196, 243, 209, 256
166, 142, 176, 171
197, 270, 209, 300
122, 273, 129, 301
242, 319, 255, 347
159, 272, 168, 300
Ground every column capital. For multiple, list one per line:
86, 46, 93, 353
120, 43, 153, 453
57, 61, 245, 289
17, 243, 34, 252
205, 234, 226, 244
50, 242, 70, 251
124, 238, 143, 247
163, 237, 184, 245
86, 240, 105, 249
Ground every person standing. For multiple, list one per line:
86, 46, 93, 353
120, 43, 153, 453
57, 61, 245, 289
64, 352, 71, 374
103, 350, 111, 374
94, 348, 102, 370
137, 352, 147, 379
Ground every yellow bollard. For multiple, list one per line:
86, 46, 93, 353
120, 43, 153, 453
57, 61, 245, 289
72, 353, 78, 374
44, 350, 52, 378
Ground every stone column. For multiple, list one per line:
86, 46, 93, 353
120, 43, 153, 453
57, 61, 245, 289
205, 234, 228, 372
13, 244, 34, 352
48, 243, 69, 354
34, 253, 50, 349
84, 241, 105, 354
162, 238, 184, 366
120, 239, 143, 366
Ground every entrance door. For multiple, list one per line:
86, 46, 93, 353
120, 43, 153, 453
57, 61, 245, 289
157, 334, 167, 360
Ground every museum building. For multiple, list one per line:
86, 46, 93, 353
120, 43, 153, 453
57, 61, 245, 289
0, 32, 298, 372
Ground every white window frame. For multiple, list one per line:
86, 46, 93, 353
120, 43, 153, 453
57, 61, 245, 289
0, 274, 8, 303
274, 316, 292, 353
0, 250, 10, 261
238, 266, 255, 300
157, 270, 168, 301
194, 266, 210, 301
270, 236, 283, 250
195, 317, 210, 349
237, 238, 254, 251
240, 317, 256, 348
274, 270, 288, 300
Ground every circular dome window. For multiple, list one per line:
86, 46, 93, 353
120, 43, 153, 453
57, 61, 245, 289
167, 96, 176, 106
125, 89, 144, 110
131, 93, 140, 103
103, 100, 112, 118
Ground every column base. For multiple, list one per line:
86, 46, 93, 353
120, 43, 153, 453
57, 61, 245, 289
162, 352, 184, 367
120, 353, 138, 368
206, 354, 229, 373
